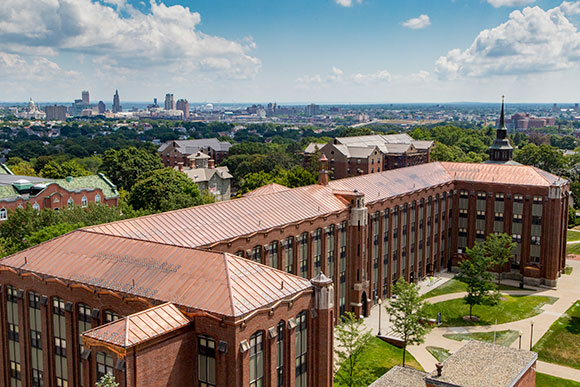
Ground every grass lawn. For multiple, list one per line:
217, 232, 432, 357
424, 295, 558, 327
534, 301, 580, 370
422, 279, 531, 299
334, 337, 422, 386
568, 230, 580, 242
426, 346, 451, 362
537, 373, 580, 387
443, 330, 519, 346
567, 243, 580, 255
566, 266, 574, 275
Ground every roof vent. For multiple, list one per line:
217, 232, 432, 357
65, 176, 73, 182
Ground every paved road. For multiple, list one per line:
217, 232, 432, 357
358, 260, 580, 382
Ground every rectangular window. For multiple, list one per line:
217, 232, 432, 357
512, 234, 522, 243
531, 236, 541, 245
78, 304, 92, 386
29, 292, 44, 387
532, 216, 542, 226
496, 193, 505, 202
104, 310, 120, 323
514, 194, 523, 203
533, 196, 543, 204
495, 212, 504, 222
269, 241, 278, 269
7, 286, 21, 387
295, 312, 308, 387
459, 209, 468, 218
313, 229, 322, 275
284, 237, 294, 274
198, 336, 216, 387
299, 233, 308, 278
476, 210, 485, 220
327, 225, 335, 280
277, 323, 284, 387
513, 214, 523, 223
339, 222, 347, 316
96, 352, 114, 381
53, 297, 68, 387
382, 212, 389, 297
251, 246, 261, 263
250, 332, 264, 387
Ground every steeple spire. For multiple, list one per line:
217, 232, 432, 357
499, 95, 505, 129
485, 96, 514, 164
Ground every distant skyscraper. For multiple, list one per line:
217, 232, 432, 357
176, 99, 190, 119
304, 103, 320, 116
97, 101, 106, 114
112, 90, 122, 113
45, 105, 67, 121
164, 93, 174, 110
82, 90, 90, 105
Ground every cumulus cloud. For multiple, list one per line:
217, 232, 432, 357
0, 52, 80, 81
335, 0, 362, 7
487, 0, 535, 8
435, 2, 580, 80
296, 67, 393, 87
403, 14, 431, 30
0, 0, 261, 79
353, 70, 392, 83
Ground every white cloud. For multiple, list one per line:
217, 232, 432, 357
435, 2, 580, 80
487, 0, 535, 8
402, 14, 431, 30
0, 52, 80, 82
335, 0, 362, 7
353, 70, 392, 83
0, 0, 261, 79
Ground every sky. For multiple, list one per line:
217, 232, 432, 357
1, 0, 580, 104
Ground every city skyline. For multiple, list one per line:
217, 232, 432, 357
1, 0, 579, 103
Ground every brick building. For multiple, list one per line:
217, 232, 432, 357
0, 169, 119, 219
304, 134, 433, 179
158, 138, 232, 167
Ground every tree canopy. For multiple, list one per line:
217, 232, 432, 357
101, 147, 164, 190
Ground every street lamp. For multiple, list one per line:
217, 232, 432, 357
377, 298, 383, 336
530, 321, 535, 350
518, 330, 522, 350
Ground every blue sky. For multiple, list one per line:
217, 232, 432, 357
0, 0, 579, 103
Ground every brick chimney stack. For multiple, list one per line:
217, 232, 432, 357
208, 159, 215, 169
318, 154, 329, 186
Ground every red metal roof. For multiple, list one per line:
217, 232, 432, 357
242, 183, 291, 197
1, 230, 312, 318
82, 303, 191, 348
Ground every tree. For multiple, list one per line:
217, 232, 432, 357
240, 171, 274, 194
385, 278, 431, 366
96, 373, 119, 387
275, 166, 317, 188
40, 160, 91, 178
334, 312, 373, 387
456, 244, 498, 319
481, 233, 516, 289
101, 147, 163, 190
6, 157, 36, 176
128, 168, 207, 213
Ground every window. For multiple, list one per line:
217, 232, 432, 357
33, 202, 40, 213
29, 292, 44, 387
96, 352, 114, 381
460, 191, 469, 198
295, 312, 308, 387
198, 336, 216, 387
458, 228, 467, 236
7, 286, 21, 386
0, 208, 7, 221
514, 194, 523, 203
104, 310, 120, 323
327, 225, 335, 279
275, 322, 285, 387
67, 197, 74, 208
53, 297, 68, 386
495, 193, 505, 202
512, 234, 522, 243
339, 222, 347, 315
313, 229, 322, 275
78, 304, 92, 386
251, 246, 261, 263
284, 237, 293, 273
476, 210, 485, 220
459, 209, 468, 218
299, 233, 308, 278
513, 214, 523, 223
495, 212, 504, 222
95, 194, 101, 203
477, 192, 486, 199
533, 196, 543, 204
249, 332, 264, 387
476, 230, 485, 239
531, 236, 541, 245
269, 241, 278, 269
532, 216, 542, 225
235, 250, 244, 257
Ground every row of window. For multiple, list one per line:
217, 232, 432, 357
0, 194, 103, 221
460, 191, 544, 204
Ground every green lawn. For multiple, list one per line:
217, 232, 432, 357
422, 279, 531, 299
443, 330, 520, 346
567, 243, 580, 255
424, 295, 558, 327
537, 373, 580, 387
534, 301, 580, 370
334, 337, 422, 386
566, 266, 574, 275
568, 230, 580, 242
426, 346, 451, 362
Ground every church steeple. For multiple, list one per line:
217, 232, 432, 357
486, 96, 514, 163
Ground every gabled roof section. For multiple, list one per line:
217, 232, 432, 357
0, 230, 312, 318
304, 143, 326, 154
243, 183, 290, 197
86, 184, 347, 248
158, 138, 232, 154
82, 303, 191, 349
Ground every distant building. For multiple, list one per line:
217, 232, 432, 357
370, 341, 537, 387
164, 93, 174, 110
305, 133, 433, 179
82, 90, 90, 104
304, 103, 320, 116
45, 104, 67, 121
176, 98, 190, 119
17, 98, 46, 120
97, 101, 106, 114
176, 151, 232, 201
158, 138, 232, 167
112, 90, 122, 113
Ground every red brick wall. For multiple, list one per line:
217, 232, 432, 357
513, 361, 536, 387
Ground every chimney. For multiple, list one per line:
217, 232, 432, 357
177, 162, 184, 172
318, 154, 329, 186
208, 159, 215, 169
435, 363, 443, 377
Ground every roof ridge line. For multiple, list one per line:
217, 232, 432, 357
78, 229, 211, 252
222, 252, 236, 317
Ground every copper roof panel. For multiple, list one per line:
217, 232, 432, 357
1, 231, 312, 318
440, 162, 566, 186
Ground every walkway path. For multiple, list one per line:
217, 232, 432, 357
360, 259, 580, 381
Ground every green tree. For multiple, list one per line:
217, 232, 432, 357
96, 373, 119, 387
334, 312, 373, 387
6, 157, 36, 176
240, 171, 275, 194
482, 233, 516, 289
386, 278, 431, 366
26, 223, 82, 246
456, 244, 498, 319
514, 143, 567, 174
40, 160, 91, 178
570, 206, 578, 227
101, 147, 163, 190
275, 166, 317, 188
128, 168, 207, 213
